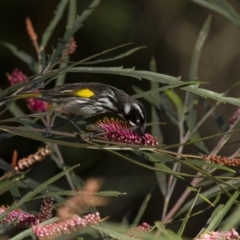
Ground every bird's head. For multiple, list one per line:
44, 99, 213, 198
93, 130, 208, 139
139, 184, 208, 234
123, 100, 146, 135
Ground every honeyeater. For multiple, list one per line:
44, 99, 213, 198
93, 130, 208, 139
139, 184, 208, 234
1, 82, 147, 135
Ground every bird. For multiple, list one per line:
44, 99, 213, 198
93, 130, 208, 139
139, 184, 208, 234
0, 82, 147, 135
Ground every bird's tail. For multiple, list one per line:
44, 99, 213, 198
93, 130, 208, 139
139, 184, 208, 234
0, 92, 42, 104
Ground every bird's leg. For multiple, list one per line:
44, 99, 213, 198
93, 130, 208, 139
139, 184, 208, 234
43, 111, 55, 136
67, 114, 94, 141
66, 113, 85, 134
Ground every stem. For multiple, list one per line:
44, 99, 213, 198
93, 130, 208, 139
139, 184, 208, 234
163, 177, 200, 223
51, 143, 76, 191
161, 94, 187, 220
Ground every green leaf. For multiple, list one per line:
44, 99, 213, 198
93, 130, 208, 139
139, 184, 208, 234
50, 0, 100, 66
64, 0, 100, 39
155, 222, 181, 240
82, 46, 147, 65
197, 204, 224, 236
39, 50, 47, 71
68, 66, 240, 107
192, 0, 240, 28
178, 189, 200, 237
68, 66, 181, 83
8, 102, 26, 117
221, 205, 240, 230
182, 85, 240, 107
132, 81, 200, 99
132, 187, 154, 227
189, 131, 209, 154
92, 225, 138, 240
165, 89, 183, 119
96, 191, 127, 197
132, 85, 160, 109
68, 0, 77, 27
160, 92, 178, 124
9, 183, 24, 209
55, 0, 78, 86
2, 42, 38, 73
0, 174, 24, 195
189, 15, 211, 80
203, 190, 239, 232
184, 16, 212, 154
40, 0, 69, 49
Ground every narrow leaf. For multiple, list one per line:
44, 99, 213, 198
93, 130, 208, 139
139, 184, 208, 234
192, 0, 240, 28
2, 42, 38, 73
178, 189, 200, 237
40, 0, 69, 48
203, 190, 239, 232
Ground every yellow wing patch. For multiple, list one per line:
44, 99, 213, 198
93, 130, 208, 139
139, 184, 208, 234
75, 89, 94, 98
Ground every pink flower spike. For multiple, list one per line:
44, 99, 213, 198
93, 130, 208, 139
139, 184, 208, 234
0, 198, 53, 228
90, 117, 158, 146
0, 206, 39, 227
32, 212, 101, 240
196, 229, 239, 240
125, 222, 153, 239
7, 68, 28, 86
6, 69, 49, 112
26, 90, 49, 112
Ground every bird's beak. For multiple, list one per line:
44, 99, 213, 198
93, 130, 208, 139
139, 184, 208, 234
136, 125, 145, 136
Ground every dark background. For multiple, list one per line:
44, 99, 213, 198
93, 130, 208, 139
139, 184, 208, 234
1, 0, 240, 238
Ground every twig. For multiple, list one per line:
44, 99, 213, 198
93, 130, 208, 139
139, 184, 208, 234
51, 143, 77, 191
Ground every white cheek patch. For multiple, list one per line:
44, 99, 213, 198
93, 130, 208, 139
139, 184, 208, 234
132, 102, 144, 119
124, 103, 131, 115
129, 120, 136, 126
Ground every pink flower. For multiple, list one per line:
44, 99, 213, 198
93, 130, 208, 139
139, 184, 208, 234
7, 68, 27, 86
229, 107, 240, 128
125, 222, 152, 239
37, 197, 54, 222
90, 117, 158, 146
26, 90, 49, 112
196, 229, 239, 240
6, 69, 49, 112
0, 206, 39, 227
0, 198, 53, 228
32, 212, 101, 240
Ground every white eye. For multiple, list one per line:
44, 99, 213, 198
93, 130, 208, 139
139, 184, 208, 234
136, 119, 141, 124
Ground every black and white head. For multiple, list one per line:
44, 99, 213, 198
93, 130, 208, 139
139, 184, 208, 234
123, 100, 146, 135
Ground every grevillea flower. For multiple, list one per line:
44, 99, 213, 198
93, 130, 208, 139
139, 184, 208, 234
14, 145, 51, 172
125, 222, 153, 239
32, 212, 101, 240
7, 68, 28, 86
195, 229, 239, 240
89, 117, 158, 146
229, 107, 240, 128
26, 90, 49, 113
204, 154, 240, 167
64, 38, 77, 55
7, 68, 49, 112
0, 198, 53, 228
37, 197, 54, 222
0, 206, 39, 227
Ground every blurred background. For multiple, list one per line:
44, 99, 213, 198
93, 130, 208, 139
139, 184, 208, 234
1, 0, 240, 238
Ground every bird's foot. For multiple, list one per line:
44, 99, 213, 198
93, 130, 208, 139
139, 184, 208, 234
42, 126, 52, 136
